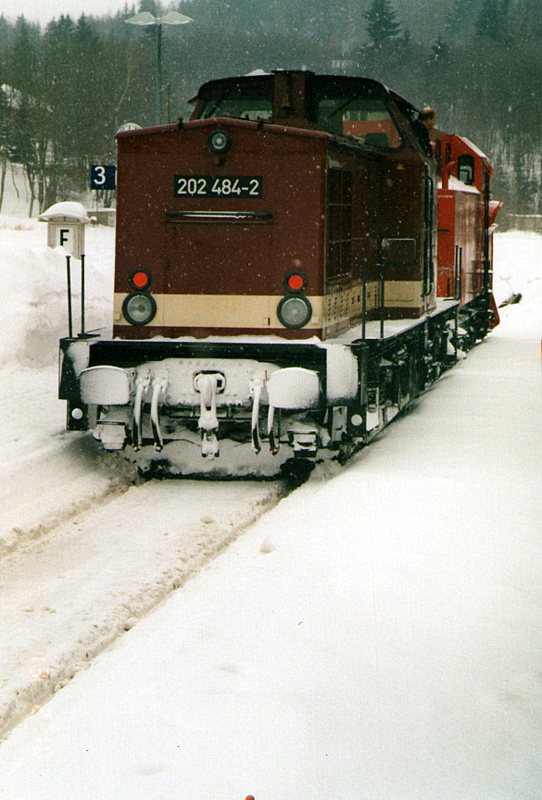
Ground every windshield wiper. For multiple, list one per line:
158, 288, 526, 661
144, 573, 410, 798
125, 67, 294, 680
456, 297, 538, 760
325, 94, 360, 120
203, 90, 230, 118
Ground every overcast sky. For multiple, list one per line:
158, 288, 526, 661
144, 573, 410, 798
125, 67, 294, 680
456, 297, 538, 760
0, 0, 136, 26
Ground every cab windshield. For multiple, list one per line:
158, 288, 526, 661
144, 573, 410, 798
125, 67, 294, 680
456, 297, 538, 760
315, 94, 402, 149
198, 85, 273, 121
194, 76, 403, 150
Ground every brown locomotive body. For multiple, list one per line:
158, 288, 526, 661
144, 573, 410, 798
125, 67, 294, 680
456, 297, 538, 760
59, 71, 499, 479
113, 72, 436, 340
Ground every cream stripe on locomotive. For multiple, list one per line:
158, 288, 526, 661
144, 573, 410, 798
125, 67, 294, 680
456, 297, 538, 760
114, 293, 324, 329
113, 280, 424, 330
384, 280, 427, 307
323, 280, 426, 320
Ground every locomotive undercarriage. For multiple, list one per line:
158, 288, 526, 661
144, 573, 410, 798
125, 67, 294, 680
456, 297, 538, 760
59, 296, 490, 482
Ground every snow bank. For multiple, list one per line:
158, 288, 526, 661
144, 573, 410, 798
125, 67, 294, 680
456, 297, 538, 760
493, 231, 542, 312
0, 219, 113, 367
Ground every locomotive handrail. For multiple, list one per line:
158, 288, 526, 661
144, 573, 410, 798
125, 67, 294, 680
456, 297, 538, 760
66, 255, 73, 338
165, 210, 273, 223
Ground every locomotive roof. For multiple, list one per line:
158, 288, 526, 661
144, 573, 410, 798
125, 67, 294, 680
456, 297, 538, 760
190, 70, 420, 116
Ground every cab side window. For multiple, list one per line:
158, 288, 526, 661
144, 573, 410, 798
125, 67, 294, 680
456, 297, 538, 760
457, 154, 475, 185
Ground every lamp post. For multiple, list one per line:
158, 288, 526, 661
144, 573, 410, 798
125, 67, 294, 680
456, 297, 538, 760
125, 10, 193, 126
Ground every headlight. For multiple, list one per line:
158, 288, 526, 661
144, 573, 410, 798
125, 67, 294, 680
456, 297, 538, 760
122, 292, 157, 326
277, 295, 312, 329
208, 129, 230, 154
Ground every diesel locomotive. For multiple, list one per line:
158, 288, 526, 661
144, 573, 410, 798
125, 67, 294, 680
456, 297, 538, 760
59, 70, 501, 479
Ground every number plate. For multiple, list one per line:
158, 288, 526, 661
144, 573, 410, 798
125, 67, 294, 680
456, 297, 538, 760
174, 175, 263, 198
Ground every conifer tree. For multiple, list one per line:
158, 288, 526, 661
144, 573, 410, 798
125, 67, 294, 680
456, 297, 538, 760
0, 87, 9, 212
475, 0, 510, 42
363, 0, 401, 48
429, 35, 449, 65
444, 0, 474, 39
518, 0, 542, 39
7, 17, 48, 214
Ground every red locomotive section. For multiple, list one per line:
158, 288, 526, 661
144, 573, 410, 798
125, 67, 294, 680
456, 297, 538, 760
435, 131, 502, 326
113, 72, 438, 341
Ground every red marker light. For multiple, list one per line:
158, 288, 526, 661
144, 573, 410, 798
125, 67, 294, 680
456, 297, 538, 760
130, 269, 150, 290
286, 272, 305, 292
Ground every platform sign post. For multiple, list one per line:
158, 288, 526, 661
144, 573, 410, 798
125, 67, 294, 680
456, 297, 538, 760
39, 202, 91, 260
90, 164, 116, 191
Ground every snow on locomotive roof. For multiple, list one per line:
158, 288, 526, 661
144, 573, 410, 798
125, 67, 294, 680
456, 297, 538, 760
457, 135, 489, 160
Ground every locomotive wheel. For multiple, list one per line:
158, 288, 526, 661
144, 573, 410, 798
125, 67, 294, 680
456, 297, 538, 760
337, 436, 360, 465
136, 459, 173, 480
280, 458, 315, 487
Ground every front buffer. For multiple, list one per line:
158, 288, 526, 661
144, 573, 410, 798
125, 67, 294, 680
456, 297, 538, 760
59, 333, 364, 479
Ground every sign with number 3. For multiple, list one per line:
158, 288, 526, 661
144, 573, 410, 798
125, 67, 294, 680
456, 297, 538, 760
90, 164, 116, 190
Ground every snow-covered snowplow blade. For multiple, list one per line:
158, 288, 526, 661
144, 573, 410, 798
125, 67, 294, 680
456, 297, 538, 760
59, 335, 364, 477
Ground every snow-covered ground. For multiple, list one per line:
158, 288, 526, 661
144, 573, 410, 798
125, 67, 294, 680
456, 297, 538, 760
0, 201, 540, 798
0, 214, 283, 740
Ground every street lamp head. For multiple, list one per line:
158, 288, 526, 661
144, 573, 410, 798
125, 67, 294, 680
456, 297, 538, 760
125, 9, 193, 126
125, 11, 157, 26
160, 11, 193, 26
125, 11, 193, 26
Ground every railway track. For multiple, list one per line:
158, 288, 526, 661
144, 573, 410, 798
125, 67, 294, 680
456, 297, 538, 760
0, 474, 285, 740
0, 414, 142, 545
0, 363, 292, 740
